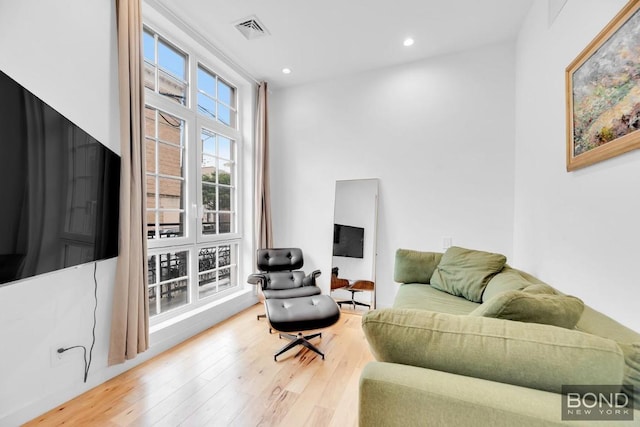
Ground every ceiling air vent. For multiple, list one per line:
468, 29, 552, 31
234, 16, 270, 40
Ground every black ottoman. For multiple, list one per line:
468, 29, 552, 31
265, 295, 340, 361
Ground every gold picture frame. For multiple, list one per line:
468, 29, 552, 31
566, 0, 640, 171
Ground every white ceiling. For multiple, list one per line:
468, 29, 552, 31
150, 0, 534, 88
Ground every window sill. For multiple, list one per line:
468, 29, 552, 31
150, 287, 255, 335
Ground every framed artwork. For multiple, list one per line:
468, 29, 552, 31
566, 0, 640, 171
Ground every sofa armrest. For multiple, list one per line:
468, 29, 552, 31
360, 362, 639, 427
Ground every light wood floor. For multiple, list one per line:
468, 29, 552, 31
25, 303, 374, 427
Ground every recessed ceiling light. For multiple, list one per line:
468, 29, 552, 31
403, 38, 415, 47
282, 68, 292, 74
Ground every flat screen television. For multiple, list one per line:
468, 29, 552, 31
0, 69, 120, 286
333, 224, 364, 258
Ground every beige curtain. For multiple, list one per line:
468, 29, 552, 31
109, 0, 149, 365
255, 82, 273, 249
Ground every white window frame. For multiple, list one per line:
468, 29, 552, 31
142, 18, 253, 326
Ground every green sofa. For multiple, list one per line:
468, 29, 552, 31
359, 248, 640, 426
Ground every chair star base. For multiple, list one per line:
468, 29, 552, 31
274, 332, 324, 361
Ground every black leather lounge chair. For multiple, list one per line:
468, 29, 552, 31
247, 248, 340, 360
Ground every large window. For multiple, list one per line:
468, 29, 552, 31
143, 26, 244, 321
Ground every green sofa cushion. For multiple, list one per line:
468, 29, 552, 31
430, 246, 507, 302
394, 249, 442, 284
482, 266, 557, 302
522, 283, 558, 295
469, 290, 584, 329
618, 342, 640, 407
394, 284, 479, 315
481, 266, 531, 302
362, 308, 624, 394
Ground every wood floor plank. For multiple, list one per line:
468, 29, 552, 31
25, 303, 374, 427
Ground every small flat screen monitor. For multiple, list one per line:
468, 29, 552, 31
333, 224, 364, 258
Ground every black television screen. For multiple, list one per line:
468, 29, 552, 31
333, 224, 364, 258
0, 69, 120, 286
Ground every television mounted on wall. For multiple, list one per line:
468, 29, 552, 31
333, 224, 364, 259
0, 69, 120, 286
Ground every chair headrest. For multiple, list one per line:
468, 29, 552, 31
257, 248, 304, 271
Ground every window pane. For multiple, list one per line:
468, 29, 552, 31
145, 176, 156, 208
197, 247, 216, 298
158, 41, 185, 80
144, 30, 188, 105
201, 130, 216, 156
158, 177, 183, 209
198, 67, 216, 96
197, 93, 215, 119
219, 186, 231, 211
198, 247, 216, 271
143, 31, 155, 61
202, 182, 216, 210
202, 154, 216, 172
218, 268, 232, 292
198, 244, 237, 299
146, 211, 156, 239
158, 211, 183, 238
218, 80, 232, 105
144, 61, 155, 91
219, 245, 231, 267
160, 251, 188, 280
158, 70, 187, 105
219, 164, 232, 185
218, 136, 231, 160
158, 111, 183, 146
202, 212, 217, 235
148, 255, 157, 284
158, 143, 183, 177
147, 250, 189, 317
218, 104, 231, 126
145, 138, 157, 173
219, 213, 231, 233
144, 107, 157, 143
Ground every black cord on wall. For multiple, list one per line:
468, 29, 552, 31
57, 261, 98, 383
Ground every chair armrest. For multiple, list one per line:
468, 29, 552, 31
303, 269, 322, 287
247, 273, 267, 289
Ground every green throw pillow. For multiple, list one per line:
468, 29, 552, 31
618, 342, 640, 407
393, 249, 442, 284
430, 246, 506, 302
362, 308, 624, 394
481, 266, 558, 302
469, 290, 584, 329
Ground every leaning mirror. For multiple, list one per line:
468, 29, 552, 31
330, 179, 379, 312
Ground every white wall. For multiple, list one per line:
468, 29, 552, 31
513, 0, 640, 331
270, 42, 517, 308
0, 1, 122, 424
0, 1, 255, 424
